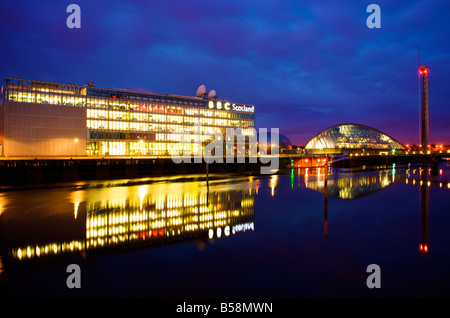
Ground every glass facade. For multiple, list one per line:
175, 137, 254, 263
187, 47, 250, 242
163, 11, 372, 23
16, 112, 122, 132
2, 78, 255, 156
305, 124, 405, 150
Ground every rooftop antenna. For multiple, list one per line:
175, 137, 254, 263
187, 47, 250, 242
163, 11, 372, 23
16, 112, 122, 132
196, 84, 218, 99
207, 89, 217, 99
196, 84, 206, 97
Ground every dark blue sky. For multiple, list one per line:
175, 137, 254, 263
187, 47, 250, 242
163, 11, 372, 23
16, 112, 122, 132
1, 0, 449, 145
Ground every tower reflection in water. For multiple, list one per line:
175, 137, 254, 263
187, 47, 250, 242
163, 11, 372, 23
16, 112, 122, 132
305, 167, 399, 243
302, 164, 438, 256
1, 180, 255, 269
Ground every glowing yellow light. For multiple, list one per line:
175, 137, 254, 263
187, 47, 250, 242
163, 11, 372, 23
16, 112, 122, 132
74, 138, 79, 143
74, 202, 79, 219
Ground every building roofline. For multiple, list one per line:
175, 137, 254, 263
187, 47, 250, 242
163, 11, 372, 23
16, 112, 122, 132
4, 77, 203, 101
4, 77, 254, 106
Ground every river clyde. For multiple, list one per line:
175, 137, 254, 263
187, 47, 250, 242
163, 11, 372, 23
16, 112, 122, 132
1, 162, 450, 298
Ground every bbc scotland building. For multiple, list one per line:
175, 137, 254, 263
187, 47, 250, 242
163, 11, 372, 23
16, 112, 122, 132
0, 77, 255, 157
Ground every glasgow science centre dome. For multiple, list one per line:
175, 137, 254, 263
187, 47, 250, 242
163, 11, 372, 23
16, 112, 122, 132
304, 123, 406, 151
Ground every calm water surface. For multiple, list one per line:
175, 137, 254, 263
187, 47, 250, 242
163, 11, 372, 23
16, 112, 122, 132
1, 162, 450, 298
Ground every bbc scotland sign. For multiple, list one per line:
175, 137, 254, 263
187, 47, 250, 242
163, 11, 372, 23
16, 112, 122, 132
208, 101, 254, 113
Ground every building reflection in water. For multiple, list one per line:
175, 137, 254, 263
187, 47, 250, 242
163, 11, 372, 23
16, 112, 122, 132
302, 164, 443, 253
419, 169, 429, 255
304, 167, 395, 242
323, 167, 328, 242
418, 165, 434, 255
306, 168, 396, 200
409, 163, 439, 256
0, 164, 445, 272
0, 180, 255, 270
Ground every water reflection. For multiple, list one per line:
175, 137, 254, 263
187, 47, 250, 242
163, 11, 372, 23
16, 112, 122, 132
0, 178, 255, 272
297, 164, 446, 255
1, 163, 448, 290
324, 167, 328, 242
419, 169, 429, 255
306, 168, 397, 200
303, 167, 397, 243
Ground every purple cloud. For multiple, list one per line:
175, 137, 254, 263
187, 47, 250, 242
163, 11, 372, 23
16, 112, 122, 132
1, 0, 449, 145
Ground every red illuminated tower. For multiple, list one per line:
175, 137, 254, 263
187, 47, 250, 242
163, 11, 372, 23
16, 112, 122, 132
418, 48, 429, 148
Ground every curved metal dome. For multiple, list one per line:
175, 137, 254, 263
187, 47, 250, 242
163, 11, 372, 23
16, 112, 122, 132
305, 123, 405, 150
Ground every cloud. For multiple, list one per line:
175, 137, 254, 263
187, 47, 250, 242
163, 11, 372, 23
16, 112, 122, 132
1, 0, 449, 145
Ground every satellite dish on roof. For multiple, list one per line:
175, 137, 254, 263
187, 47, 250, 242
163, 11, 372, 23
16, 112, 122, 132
196, 84, 206, 97
208, 90, 217, 99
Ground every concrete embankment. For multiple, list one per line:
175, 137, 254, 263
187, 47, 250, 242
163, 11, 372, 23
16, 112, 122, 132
0, 157, 291, 185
